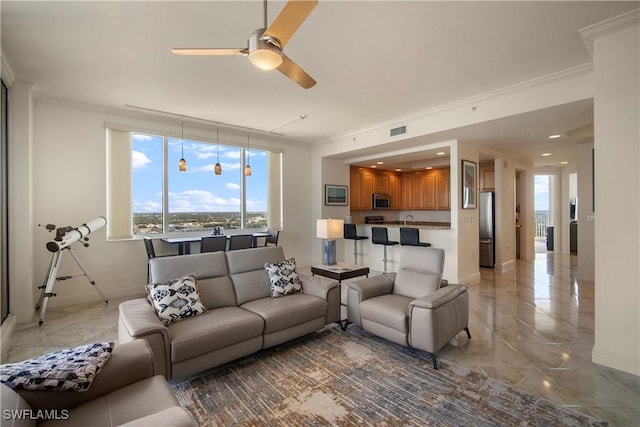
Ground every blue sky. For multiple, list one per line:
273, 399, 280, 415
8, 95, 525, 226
534, 175, 549, 211
131, 133, 268, 213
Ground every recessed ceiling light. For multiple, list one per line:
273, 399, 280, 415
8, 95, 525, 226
370, 165, 377, 168
561, 161, 569, 165
548, 134, 561, 139
541, 153, 552, 157
395, 168, 402, 172
376, 161, 384, 164
426, 166, 433, 170
436, 152, 446, 156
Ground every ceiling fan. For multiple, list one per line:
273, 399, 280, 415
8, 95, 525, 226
172, 0, 317, 89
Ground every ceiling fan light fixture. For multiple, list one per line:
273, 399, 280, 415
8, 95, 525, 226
248, 30, 283, 71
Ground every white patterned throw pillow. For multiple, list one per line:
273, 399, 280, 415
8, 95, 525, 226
265, 258, 303, 298
146, 275, 207, 325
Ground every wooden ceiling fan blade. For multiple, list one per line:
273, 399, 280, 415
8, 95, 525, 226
277, 55, 316, 89
264, 0, 317, 47
171, 48, 247, 56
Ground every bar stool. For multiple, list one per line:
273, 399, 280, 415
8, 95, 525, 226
399, 227, 432, 247
371, 227, 399, 272
344, 224, 368, 265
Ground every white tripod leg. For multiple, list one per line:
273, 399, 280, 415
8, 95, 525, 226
37, 251, 63, 326
67, 247, 109, 304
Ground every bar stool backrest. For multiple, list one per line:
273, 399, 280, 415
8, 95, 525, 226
371, 227, 389, 245
201, 236, 228, 253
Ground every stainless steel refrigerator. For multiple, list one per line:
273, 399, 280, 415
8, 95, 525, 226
479, 191, 495, 268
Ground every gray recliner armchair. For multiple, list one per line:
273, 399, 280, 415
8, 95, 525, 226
346, 246, 470, 369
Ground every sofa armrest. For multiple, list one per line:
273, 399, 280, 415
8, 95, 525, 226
118, 406, 198, 427
347, 274, 395, 301
346, 274, 395, 326
16, 340, 155, 412
118, 298, 172, 379
409, 283, 467, 309
300, 275, 341, 324
407, 284, 469, 354
299, 274, 339, 299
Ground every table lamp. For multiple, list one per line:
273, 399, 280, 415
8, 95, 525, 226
316, 219, 344, 265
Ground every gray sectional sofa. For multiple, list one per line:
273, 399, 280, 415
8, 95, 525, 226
118, 246, 340, 380
0, 340, 197, 427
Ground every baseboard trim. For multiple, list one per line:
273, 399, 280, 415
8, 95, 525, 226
592, 345, 640, 376
459, 272, 481, 284
500, 260, 515, 271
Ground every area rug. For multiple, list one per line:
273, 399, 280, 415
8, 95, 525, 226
171, 326, 606, 426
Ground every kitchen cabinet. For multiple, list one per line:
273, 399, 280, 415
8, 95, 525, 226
351, 166, 449, 211
481, 168, 495, 191
350, 168, 373, 210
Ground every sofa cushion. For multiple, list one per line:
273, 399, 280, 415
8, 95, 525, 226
0, 342, 114, 392
168, 307, 264, 363
393, 247, 445, 299
149, 252, 237, 309
146, 276, 207, 325
360, 294, 413, 333
240, 294, 326, 334
264, 258, 303, 297
37, 375, 195, 427
227, 247, 286, 304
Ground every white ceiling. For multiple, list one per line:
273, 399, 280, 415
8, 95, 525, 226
2, 1, 637, 168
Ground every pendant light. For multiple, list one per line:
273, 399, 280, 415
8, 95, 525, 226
244, 131, 252, 177
214, 127, 222, 175
178, 118, 187, 172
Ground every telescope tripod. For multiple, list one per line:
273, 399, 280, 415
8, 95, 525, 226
36, 246, 108, 326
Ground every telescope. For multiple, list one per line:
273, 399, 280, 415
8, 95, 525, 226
37, 216, 108, 325
46, 216, 107, 253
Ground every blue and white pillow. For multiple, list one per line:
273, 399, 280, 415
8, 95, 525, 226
265, 258, 303, 298
0, 342, 114, 392
146, 275, 207, 325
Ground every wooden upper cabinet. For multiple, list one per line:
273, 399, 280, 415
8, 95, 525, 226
350, 168, 374, 210
389, 173, 402, 209
350, 165, 450, 211
436, 167, 450, 210
423, 171, 437, 210
374, 173, 390, 195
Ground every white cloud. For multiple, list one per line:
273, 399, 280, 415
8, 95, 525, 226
168, 190, 241, 212
132, 150, 152, 170
225, 183, 240, 190
132, 134, 155, 142
133, 200, 162, 213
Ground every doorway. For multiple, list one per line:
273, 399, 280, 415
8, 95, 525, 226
534, 174, 554, 253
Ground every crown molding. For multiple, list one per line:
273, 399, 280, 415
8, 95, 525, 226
579, 8, 640, 56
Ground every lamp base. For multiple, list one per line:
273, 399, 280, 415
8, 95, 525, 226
322, 239, 337, 265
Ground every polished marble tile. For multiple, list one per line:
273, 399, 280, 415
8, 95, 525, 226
3, 254, 639, 425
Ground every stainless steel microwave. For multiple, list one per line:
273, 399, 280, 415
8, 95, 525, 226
373, 193, 391, 209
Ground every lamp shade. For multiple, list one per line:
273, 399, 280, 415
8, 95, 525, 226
316, 219, 344, 240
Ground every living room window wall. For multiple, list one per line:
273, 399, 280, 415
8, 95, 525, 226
107, 126, 275, 240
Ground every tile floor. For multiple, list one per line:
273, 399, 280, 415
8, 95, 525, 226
3, 252, 639, 426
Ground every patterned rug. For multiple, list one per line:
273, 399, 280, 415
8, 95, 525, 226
171, 326, 606, 426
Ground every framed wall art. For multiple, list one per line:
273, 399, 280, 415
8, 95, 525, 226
462, 160, 477, 209
324, 185, 348, 206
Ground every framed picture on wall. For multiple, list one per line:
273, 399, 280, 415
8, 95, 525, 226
325, 185, 348, 206
462, 160, 477, 209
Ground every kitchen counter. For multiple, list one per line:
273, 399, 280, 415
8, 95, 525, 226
344, 223, 456, 280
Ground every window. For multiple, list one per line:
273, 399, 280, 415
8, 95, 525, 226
107, 127, 278, 239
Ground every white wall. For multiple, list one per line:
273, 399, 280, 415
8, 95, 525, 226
456, 142, 478, 283
15, 98, 314, 314
576, 142, 594, 281
590, 16, 639, 376
7, 80, 35, 324
494, 158, 516, 269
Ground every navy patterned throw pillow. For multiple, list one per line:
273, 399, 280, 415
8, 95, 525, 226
145, 275, 207, 325
265, 258, 303, 298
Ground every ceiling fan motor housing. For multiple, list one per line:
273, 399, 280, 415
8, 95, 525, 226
248, 29, 283, 70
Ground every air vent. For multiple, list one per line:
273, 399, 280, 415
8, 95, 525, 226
390, 125, 407, 137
